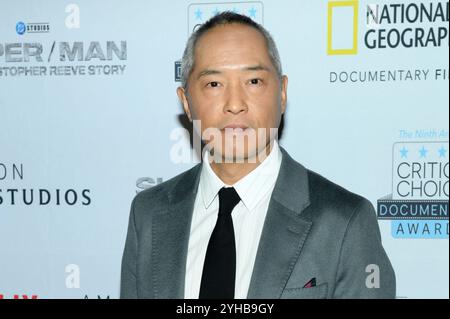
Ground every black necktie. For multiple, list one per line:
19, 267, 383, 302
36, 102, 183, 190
199, 187, 241, 299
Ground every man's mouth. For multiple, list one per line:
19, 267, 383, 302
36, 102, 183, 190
221, 124, 249, 130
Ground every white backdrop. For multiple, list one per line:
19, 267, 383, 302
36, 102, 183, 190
0, 0, 448, 299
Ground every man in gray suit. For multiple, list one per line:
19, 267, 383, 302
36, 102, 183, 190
121, 12, 396, 299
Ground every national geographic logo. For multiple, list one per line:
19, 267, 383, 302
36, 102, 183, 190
0, 41, 127, 77
327, 0, 449, 55
328, 1, 359, 55
377, 141, 449, 239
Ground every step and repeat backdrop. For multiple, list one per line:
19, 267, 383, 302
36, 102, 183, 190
0, 0, 448, 299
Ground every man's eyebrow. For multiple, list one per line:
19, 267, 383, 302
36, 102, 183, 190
197, 65, 271, 79
242, 65, 271, 72
197, 69, 222, 79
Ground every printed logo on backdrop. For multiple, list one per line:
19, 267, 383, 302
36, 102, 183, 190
0, 163, 91, 207
135, 177, 164, 193
0, 293, 38, 299
327, 0, 449, 84
0, 6, 127, 78
377, 130, 449, 239
188, 2, 263, 35
175, 1, 264, 82
175, 60, 182, 82
15, 21, 50, 35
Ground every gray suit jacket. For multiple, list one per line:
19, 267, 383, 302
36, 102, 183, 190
121, 147, 396, 299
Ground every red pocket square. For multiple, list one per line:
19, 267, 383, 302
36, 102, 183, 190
303, 278, 317, 288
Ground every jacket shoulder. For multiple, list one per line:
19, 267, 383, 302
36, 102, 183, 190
132, 164, 201, 213
306, 169, 374, 221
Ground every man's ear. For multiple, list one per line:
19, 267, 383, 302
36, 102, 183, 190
177, 87, 192, 122
280, 75, 288, 114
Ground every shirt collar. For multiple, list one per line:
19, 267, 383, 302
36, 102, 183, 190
199, 140, 283, 211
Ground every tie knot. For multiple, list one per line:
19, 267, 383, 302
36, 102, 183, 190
218, 187, 241, 216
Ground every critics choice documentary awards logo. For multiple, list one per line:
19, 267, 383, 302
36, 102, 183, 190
175, 1, 263, 82
327, 0, 449, 84
377, 139, 449, 239
0, 162, 91, 207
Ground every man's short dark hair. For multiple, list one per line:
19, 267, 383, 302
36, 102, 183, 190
181, 11, 283, 89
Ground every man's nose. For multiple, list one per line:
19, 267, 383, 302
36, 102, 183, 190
223, 83, 248, 115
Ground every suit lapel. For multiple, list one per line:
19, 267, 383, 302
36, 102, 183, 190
247, 148, 312, 299
151, 164, 202, 298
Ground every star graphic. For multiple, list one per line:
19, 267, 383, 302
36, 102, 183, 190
438, 146, 447, 158
194, 8, 203, 20
419, 146, 428, 158
400, 147, 408, 159
249, 7, 257, 18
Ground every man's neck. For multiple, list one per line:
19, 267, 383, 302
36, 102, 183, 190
209, 143, 274, 186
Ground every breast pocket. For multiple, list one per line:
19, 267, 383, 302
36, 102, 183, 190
281, 283, 328, 299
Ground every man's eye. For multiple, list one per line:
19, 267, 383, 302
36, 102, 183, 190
207, 81, 220, 88
249, 79, 262, 85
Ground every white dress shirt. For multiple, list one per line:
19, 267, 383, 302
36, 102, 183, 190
184, 140, 283, 299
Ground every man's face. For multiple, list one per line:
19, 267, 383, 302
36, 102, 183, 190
177, 23, 288, 162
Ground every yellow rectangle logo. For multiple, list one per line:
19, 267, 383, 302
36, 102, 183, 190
327, 1, 359, 55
